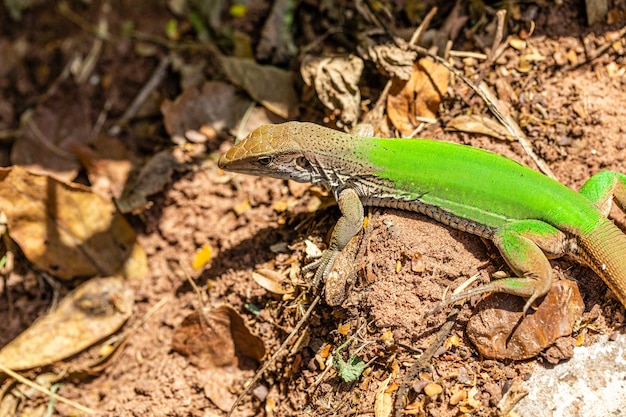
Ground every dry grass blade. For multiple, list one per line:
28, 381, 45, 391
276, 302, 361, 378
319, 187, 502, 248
0, 363, 96, 414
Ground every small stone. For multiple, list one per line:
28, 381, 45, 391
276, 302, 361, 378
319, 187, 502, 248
449, 389, 467, 405
423, 383, 443, 397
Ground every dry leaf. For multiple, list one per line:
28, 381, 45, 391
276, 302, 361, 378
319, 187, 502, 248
337, 322, 351, 335
116, 150, 183, 214
161, 81, 257, 145
0, 276, 133, 370
0, 166, 136, 280
467, 280, 584, 360
172, 305, 266, 411
74, 135, 134, 199
424, 383, 443, 397
11, 81, 92, 181
192, 243, 214, 270
375, 375, 393, 417
446, 114, 513, 141
387, 57, 449, 136
120, 242, 148, 281
368, 43, 417, 80
256, 0, 297, 63
171, 304, 265, 369
252, 268, 294, 295
219, 57, 299, 119
301, 54, 363, 127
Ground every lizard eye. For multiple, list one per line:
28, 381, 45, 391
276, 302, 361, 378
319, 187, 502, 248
295, 156, 310, 169
257, 156, 274, 166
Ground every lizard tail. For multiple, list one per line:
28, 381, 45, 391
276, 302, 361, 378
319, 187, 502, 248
579, 219, 626, 307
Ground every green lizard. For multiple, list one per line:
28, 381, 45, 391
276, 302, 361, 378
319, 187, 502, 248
218, 122, 626, 312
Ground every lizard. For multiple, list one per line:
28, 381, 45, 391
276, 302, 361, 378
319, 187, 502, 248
218, 121, 626, 313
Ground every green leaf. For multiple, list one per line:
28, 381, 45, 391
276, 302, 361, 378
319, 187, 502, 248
334, 354, 366, 382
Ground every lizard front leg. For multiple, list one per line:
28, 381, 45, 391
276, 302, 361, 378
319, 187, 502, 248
432, 220, 569, 314
303, 187, 364, 286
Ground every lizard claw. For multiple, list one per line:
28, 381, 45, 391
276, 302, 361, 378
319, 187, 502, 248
303, 249, 340, 287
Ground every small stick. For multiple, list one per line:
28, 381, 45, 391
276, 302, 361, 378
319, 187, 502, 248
472, 9, 507, 89
108, 54, 172, 136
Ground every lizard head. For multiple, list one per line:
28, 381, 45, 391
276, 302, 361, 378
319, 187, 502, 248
218, 122, 319, 183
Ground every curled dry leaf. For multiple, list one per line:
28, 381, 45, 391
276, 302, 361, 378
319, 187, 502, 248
387, 57, 449, 136
0, 275, 134, 370
0, 166, 136, 280
219, 57, 299, 119
467, 280, 584, 360
115, 150, 184, 214
368, 43, 417, 81
252, 268, 295, 295
11, 80, 92, 181
446, 114, 514, 141
301, 54, 363, 127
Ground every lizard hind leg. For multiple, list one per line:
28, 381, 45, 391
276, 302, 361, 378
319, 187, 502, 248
430, 220, 569, 314
579, 170, 626, 216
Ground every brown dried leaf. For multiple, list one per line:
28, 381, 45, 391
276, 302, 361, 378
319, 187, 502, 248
161, 81, 256, 145
219, 57, 299, 119
252, 268, 294, 295
0, 276, 133, 370
171, 304, 265, 369
387, 57, 449, 136
116, 150, 183, 214
446, 114, 513, 141
467, 280, 584, 360
11, 81, 92, 181
0, 166, 136, 280
301, 54, 363, 127
74, 135, 134, 199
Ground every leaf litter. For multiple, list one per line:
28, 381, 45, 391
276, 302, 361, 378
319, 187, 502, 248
1, 1, 626, 416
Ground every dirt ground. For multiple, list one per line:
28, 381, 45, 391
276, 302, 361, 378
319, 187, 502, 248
1, 1, 626, 416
